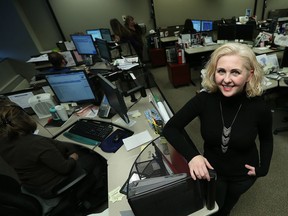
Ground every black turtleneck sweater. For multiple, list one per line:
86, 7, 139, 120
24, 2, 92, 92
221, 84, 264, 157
163, 91, 273, 178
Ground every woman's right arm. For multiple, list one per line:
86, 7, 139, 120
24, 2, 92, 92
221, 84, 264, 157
163, 92, 213, 180
37, 138, 77, 174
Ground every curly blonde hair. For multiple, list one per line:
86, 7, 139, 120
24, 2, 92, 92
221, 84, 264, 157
201, 43, 264, 97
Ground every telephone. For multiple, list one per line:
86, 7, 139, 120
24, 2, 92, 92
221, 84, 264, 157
97, 95, 111, 118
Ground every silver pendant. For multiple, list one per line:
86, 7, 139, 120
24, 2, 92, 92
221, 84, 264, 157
221, 144, 228, 153
222, 126, 231, 153
223, 126, 231, 137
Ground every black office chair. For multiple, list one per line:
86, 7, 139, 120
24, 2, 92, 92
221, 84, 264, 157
0, 174, 43, 216
0, 157, 87, 216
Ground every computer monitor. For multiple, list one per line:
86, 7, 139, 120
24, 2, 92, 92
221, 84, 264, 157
96, 38, 112, 63
100, 28, 113, 42
45, 70, 98, 104
70, 34, 98, 55
217, 25, 235, 40
201, 20, 213, 32
97, 74, 130, 124
192, 20, 201, 32
235, 24, 255, 41
86, 29, 102, 41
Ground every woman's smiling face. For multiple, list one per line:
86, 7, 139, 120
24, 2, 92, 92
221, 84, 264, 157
215, 55, 253, 97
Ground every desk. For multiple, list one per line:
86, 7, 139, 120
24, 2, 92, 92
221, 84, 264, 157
36, 88, 218, 216
160, 36, 178, 44
185, 44, 283, 56
185, 44, 220, 55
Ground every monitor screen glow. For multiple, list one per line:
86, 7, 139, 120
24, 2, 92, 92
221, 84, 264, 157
86, 29, 102, 41
201, 20, 213, 32
192, 20, 201, 32
45, 70, 97, 104
70, 34, 97, 55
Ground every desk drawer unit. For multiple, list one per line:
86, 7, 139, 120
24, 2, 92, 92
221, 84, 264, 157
167, 63, 191, 87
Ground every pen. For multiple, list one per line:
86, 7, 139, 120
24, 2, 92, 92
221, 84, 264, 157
90, 108, 95, 114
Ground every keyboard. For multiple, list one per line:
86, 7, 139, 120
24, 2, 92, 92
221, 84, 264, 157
69, 120, 113, 141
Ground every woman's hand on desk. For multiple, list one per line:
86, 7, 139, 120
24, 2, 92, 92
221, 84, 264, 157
188, 155, 214, 181
69, 152, 79, 161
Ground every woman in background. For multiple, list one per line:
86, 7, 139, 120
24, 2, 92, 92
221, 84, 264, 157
163, 43, 273, 215
181, 18, 197, 34
124, 15, 144, 60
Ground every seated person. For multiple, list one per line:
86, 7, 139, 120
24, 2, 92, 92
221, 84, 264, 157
181, 18, 197, 35
47, 51, 70, 72
0, 100, 107, 213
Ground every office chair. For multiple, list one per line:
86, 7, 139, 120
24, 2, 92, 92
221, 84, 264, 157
0, 174, 43, 216
0, 157, 87, 216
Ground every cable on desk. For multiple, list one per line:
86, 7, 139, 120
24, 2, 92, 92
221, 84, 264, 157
127, 96, 142, 111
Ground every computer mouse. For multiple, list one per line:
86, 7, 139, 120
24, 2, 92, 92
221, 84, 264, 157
113, 134, 121, 143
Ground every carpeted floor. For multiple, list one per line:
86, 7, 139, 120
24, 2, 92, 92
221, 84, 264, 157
150, 65, 288, 216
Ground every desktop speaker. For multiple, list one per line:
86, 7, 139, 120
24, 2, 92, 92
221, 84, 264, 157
28, 93, 56, 119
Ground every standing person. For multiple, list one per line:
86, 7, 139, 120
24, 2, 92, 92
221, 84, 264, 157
124, 15, 144, 60
163, 43, 273, 215
110, 18, 131, 43
181, 18, 197, 34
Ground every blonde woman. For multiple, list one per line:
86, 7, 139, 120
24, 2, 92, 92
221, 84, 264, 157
163, 43, 273, 215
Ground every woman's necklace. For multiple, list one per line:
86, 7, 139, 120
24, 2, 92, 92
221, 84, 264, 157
219, 101, 242, 153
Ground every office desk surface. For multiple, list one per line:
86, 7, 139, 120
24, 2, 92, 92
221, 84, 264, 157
160, 36, 178, 43
185, 44, 220, 55
185, 44, 283, 56
35, 88, 218, 216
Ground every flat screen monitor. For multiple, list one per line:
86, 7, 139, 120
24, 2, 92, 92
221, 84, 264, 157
235, 24, 255, 41
192, 20, 201, 32
86, 29, 102, 41
45, 70, 97, 104
96, 38, 112, 63
70, 34, 98, 55
100, 28, 112, 42
217, 25, 235, 40
97, 74, 129, 124
201, 20, 213, 32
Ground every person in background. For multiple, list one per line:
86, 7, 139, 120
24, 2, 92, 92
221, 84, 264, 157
47, 51, 70, 72
181, 18, 197, 35
110, 18, 144, 61
163, 43, 273, 216
0, 100, 107, 213
124, 15, 144, 60
110, 18, 131, 43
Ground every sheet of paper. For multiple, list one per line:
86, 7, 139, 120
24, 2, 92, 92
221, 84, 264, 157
7, 92, 34, 108
123, 130, 153, 151
26, 54, 48, 63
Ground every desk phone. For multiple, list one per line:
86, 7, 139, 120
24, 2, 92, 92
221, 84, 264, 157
98, 95, 111, 118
